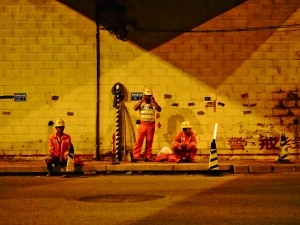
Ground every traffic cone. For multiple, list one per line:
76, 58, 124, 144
209, 139, 219, 170
278, 133, 290, 163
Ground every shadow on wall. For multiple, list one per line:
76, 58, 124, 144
54, 0, 97, 21
58, 0, 248, 48
96, 0, 249, 49
58, 0, 300, 89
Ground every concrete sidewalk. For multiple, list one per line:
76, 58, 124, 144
1, 158, 300, 175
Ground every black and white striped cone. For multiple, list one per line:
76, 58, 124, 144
278, 133, 290, 163
209, 139, 219, 170
114, 84, 121, 163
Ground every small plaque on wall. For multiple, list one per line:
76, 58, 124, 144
14, 93, 27, 102
131, 92, 143, 101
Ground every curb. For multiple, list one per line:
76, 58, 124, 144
1, 163, 300, 175
233, 165, 249, 174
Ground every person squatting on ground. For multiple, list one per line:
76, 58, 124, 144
132, 88, 161, 162
172, 121, 197, 163
45, 119, 73, 177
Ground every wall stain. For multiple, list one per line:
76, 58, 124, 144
241, 93, 248, 99
164, 94, 172, 99
276, 100, 286, 109
205, 101, 214, 107
243, 110, 251, 115
52, 96, 59, 100
197, 111, 205, 115
287, 109, 294, 116
218, 102, 225, 107
275, 66, 281, 74
287, 92, 298, 100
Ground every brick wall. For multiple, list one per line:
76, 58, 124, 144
1, 0, 300, 160
0, 0, 96, 157
99, 0, 300, 160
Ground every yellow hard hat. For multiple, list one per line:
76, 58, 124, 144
144, 88, 153, 95
181, 121, 192, 129
55, 119, 65, 127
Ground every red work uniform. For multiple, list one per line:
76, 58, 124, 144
46, 133, 72, 165
172, 131, 197, 160
133, 103, 156, 160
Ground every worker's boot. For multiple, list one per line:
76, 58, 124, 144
187, 157, 195, 163
46, 163, 53, 177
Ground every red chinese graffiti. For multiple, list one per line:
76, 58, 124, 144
228, 137, 246, 150
156, 113, 160, 119
157, 122, 161, 129
259, 137, 279, 150
287, 137, 298, 149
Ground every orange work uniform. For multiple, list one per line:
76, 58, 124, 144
133, 103, 156, 160
172, 131, 197, 160
46, 133, 72, 164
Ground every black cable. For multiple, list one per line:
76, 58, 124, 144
137, 23, 300, 33
0, 96, 14, 99
100, 23, 300, 34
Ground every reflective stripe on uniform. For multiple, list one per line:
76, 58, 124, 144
140, 104, 155, 122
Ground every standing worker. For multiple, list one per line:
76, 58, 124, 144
132, 88, 161, 162
45, 119, 73, 177
172, 121, 197, 163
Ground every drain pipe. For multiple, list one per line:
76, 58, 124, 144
95, 2, 101, 161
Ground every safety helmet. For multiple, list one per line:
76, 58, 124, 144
144, 88, 153, 95
181, 121, 192, 129
54, 119, 65, 127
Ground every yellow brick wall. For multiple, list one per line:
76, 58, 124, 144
1, 0, 300, 160
99, 0, 300, 160
0, 0, 96, 157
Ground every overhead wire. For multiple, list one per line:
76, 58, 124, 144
134, 23, 300, 33
100, 23, 300, 35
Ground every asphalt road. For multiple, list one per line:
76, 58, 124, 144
1, 173, 300, 225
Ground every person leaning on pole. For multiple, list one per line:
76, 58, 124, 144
45, 119, 73, 177
172, 121, 197, 163
132, 88, 161, 162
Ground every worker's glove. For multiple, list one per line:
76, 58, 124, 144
63, 152, 69, 160
68, 153, 74, 159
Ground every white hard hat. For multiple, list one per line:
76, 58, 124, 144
55, 119, 65, 127
181, 121, 192, 129
144, 88, 153, 95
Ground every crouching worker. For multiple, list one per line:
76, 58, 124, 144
45, 119, 74, 177
172, 121, 197, 163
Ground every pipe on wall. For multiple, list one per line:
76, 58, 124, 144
95, 0, 101, 161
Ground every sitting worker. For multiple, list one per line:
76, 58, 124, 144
172, 121, 197, 163
45, 119, 73, 177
